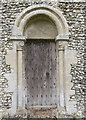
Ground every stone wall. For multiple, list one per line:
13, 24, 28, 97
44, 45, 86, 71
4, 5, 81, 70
58, 2, 86, 116
0, 0, 86, 118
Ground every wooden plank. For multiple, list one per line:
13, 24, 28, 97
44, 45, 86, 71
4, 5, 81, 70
51, 42, 57, 105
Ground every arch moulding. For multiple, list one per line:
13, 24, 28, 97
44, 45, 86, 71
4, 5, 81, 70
11, 4, 69, 40
9, 4, 71, 117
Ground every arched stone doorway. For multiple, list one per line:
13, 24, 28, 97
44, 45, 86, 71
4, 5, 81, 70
10, 4, 69, 118
24, 14, 58, 117
23, 14, 58, 117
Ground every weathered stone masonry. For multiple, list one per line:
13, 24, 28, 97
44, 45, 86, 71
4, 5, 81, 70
58, 2, 86, 116
0, 0, 86, 118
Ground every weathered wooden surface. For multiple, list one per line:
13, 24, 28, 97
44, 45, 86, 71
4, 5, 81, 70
25, 40, 57, 107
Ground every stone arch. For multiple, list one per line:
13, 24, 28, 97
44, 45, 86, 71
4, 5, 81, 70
9, 4, 70, 117
12, 4, 69, 39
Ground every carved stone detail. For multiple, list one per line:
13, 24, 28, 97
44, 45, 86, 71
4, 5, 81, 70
17, 41, 25, 51
58, 41, 68, 51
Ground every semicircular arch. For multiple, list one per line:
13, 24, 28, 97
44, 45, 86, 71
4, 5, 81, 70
12, 4, 69, 39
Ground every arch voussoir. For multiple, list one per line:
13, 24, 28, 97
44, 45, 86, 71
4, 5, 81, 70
12, 4, 69, 39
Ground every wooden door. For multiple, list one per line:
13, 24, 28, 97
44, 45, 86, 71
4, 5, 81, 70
25, 40, 57, 107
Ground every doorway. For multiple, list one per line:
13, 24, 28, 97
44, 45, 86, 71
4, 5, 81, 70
24, 39, 57, 117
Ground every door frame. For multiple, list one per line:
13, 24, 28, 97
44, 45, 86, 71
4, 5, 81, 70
9, 36, 69, 116
9, 4, 69, 117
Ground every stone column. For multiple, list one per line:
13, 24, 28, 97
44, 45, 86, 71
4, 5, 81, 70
10, 36, 27, 117
17, 41, 24, 110
58, 42, 65, 108
56, 34, 69, 113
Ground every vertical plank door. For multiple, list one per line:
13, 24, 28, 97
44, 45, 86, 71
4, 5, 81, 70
25, 40, 57, 107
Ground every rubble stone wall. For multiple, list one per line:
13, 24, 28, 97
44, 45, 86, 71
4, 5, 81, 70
0, 0, 86, 118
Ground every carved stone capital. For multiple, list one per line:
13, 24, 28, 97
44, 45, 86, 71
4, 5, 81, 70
55, 34, 69, 51
58, 40, 68, 51
10, 36, 26, 51
17, 41, 25, 51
